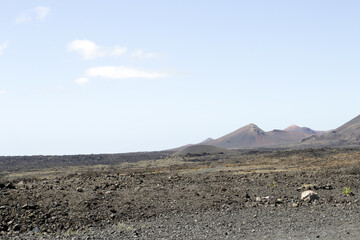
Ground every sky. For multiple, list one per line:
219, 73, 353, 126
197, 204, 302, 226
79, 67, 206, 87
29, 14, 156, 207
1, 1, 360, 155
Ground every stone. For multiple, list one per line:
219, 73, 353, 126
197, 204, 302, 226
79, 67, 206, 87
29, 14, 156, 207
16, 181, 25, 189
5, 183, 15, 189
22, 204, 37, 210
301, 190, 319, 202
13, 224, 21, 231
299, 184, 319, 190
322, 184, 333, 190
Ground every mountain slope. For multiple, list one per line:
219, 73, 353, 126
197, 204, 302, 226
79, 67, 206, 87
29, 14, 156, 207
205, 124, 270, 148
204, 124, 316, 149
168, 137, 214, 152
302, 114, 360, 146
169, 116, 359, 151
173, 145, 230, 156
284, 125, 327, 135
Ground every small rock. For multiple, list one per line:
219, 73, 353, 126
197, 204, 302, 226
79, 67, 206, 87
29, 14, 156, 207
13, 224, 21, 231
300, 184, 319, 190
5, 183, 15, 189
22, 204, 37, 210
16, 181, 25, 189
0, 224, 8, 231
245, 193, 250, 199
322, 184, 333, 190
76, 187, 84, 192
292, 203, 298, 207
301, 190, 319, 202
255, 197, 262, 202
276, 198, 283, 204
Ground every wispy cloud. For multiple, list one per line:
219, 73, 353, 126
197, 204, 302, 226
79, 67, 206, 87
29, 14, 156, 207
15, 15, 32, 23
85, 66, 168, 79
75, 77, 90, 85
16, 6, 50, 23
34, 6, 50, 20
0, 90, 7, 95
131, 49, 158, 60
67, 40, 127, 60
0, 41, 9, 55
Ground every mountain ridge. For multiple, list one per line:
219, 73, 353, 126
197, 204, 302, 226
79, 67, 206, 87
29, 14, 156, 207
169, 114, 360, 151
199, 123, 325, 149
302, 114, 360, 146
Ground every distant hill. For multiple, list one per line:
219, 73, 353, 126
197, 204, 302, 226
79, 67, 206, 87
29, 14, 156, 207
302, 114, 360, 146
169, 116, 360, 151
168, 137, 215, 152
173, 145, 230, 156
284, 125, 327, 135
204, 124, 270, 148
200, 138, 214, 144
203, 123, 320, 149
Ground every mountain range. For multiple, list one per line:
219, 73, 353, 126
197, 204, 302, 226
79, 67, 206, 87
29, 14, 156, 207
301, 114, 360, 147
172, 114, 360, 151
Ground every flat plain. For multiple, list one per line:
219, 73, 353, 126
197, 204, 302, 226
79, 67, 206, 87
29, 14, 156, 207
0, 147, 359, 239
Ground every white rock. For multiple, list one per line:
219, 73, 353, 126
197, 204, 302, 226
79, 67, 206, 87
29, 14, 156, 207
300, 190, 319, 201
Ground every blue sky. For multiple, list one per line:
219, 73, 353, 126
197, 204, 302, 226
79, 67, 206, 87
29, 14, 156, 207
1, 1, 359, 155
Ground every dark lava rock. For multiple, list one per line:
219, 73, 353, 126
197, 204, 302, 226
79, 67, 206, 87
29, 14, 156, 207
5, 183, 15, 189
13, 224, 21, 231
22, 204, 37, 210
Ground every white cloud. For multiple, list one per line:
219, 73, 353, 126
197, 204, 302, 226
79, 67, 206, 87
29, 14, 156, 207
34, 6, 50, 20
16, 6, 50, 23
0, 90, 7, 95
15, 14, 32, 23
75, 77, 89, 85
68, 40, 103, 60
112, 45, 127, 56
85, 66, 168, 79
131, 49, 158, 59
67, 40, 127, 60
0, 41, 9, 55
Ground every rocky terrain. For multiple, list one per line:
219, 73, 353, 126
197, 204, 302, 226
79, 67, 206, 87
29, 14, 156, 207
0, 148, 359, 239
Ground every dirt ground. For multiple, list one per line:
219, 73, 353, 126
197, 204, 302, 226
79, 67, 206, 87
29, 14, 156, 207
0, 148, 360, 239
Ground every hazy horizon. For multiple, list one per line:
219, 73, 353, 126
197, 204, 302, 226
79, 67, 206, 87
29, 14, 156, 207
1, 1, 360, 155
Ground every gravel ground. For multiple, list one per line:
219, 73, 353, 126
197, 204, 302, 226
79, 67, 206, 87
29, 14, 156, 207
1, 148, 359, 239
10, 205, 360, 240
